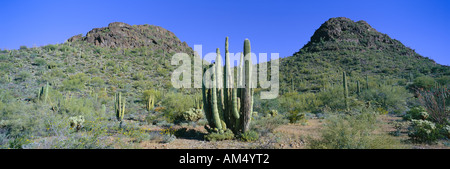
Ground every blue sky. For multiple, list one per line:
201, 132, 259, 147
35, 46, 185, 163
0, 0, 449, 65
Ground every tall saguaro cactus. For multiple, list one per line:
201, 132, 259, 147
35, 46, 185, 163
202, 37, 254, 135
115, 92, 126, 127
343, 71, 349, 111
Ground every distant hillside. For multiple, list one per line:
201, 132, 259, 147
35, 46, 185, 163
279, 17, 449, 93
0, 22, 198, 104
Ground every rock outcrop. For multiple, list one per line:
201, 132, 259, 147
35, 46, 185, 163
68, 22, 193, 55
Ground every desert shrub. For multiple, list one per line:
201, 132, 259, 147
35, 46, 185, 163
359, 85, 412, 114
287, 110, 306, 124
416, 85, 449, 125
408, 119, 440, 143
34, 58, 47, 66
42, 44, 57, 51
159, 126, 177, 143
443, 125, 450, 139
280, 92, 323, 113
316, 86, 346, 110
376, 107, 389, 115
411, 76, 435, 90
240, 130, 259, 142
160, 92, 193, 123
142, 89, 161, 102
179, 108, 204, 122
204, 129, 234, 141
392, 121, 409, 136
403, 106, 429, 121
251, 115, 288, 136
268, 109, 278, 117
308, 112, 403, 149
62, 73, 90, 91
132, 71, 145, 81
87, 68, 100, 74
161, 134, 177, 143
436, 76, 450, 86
16, 71, 31, 82
90, 77, 105, 88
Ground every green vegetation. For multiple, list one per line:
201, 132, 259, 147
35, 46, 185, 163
308, 112, 405, 149
0, 18, 449, 149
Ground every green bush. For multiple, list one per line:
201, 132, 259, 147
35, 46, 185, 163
280, 92, 323, 113
287, 110, 306, 123
408, 119, 439, 143
359, 85, 412, 114
62, 73, 90, 91
179, 108, 204, 122
411, 76, 435, 90
403, 106, 429, 121
308, 112, 404, 149
34, 58, 47, 66
160, 92, 193, 123
16, 71, 31, 82
204, 129, 234, 141
90, 77, 105, 88
240, 130, 259, 142
251, 115, 288, 136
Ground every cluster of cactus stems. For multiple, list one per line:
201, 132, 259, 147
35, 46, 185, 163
202, 37, 254, 135
38, 82, 50, 103
114, 92, 126, 127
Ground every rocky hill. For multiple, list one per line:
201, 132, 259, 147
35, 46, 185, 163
279, 17, 449, 93
67, 22, 193, 55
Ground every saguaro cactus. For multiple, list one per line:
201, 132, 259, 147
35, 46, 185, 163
365, 75, 369, 90
38, 82, 50, 103
146, 95, 154, 111
357, 80, 361, 96
343, 71, 349, 111
202, 37, 254, 135
114, 92, 126, 127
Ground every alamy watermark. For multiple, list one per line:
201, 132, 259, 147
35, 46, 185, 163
171, 45, 279, 99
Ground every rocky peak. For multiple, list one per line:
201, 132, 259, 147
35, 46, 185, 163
309, 17, 378, 43
302, 17, 404, 52
67, 22, 193, 55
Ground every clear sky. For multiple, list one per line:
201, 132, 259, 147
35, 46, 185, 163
0, 0, 449, 65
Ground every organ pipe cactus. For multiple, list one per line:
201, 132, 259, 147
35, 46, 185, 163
202, 37, 254, 135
